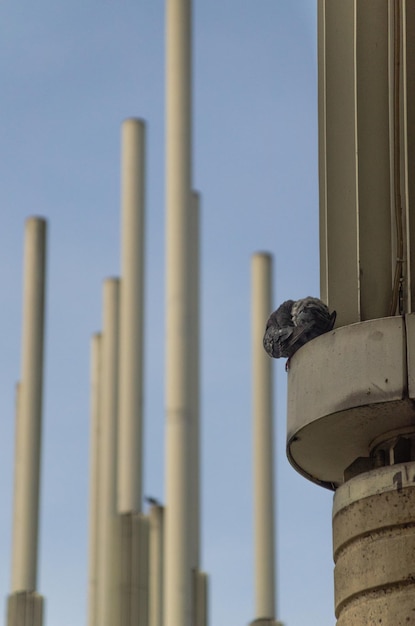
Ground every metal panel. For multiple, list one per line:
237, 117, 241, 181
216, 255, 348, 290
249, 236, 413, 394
406, 313, 415, 396
356, 1, 392, 320
403, 1, 415, 312
318, 0, 328, 305
319, 1, 394, 323
319, 0, 360, 326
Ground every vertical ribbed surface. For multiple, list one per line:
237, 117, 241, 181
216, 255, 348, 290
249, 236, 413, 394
318, 0, 392, 324
7, 592, 44, 626
118, 513, 149, 626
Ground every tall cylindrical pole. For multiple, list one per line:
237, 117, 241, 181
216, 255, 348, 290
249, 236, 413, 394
251, 253, 276, 620
118, 118, 146, 514
165, 0, 193, 623
189, 190, 200, 574
97, 279, 120, 626
11, 217, 47, 593
149, 505, 164, 626
87, 333, 102, 626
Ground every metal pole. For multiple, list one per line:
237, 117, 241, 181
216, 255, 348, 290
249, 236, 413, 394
164, 0, 193, 624
97, 279, 120, 626
251, 253, 276, 619
11, 217, 47, 593
87, 333, 102, 626
189, 191, 200, 574
149, 505, 164, 626
118, 118, 146, 515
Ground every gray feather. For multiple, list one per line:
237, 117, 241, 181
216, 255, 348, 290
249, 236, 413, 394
263, 296, 336, 362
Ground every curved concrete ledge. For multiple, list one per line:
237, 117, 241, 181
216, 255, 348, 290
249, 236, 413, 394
286, 315, 415, 489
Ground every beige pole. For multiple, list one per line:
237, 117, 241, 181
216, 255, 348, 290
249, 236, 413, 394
87, 333, 102, 626
11, 217, 47, 593
118, 118, 146, 514
164, 0, 193, 624
251, 253, 276, 620
97, 279, 120, 626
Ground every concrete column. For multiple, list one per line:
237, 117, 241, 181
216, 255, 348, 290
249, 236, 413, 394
333, 463, 415, 625
97, 279, 120, 626
251, 253, 276, 620
287, 3, 415, 626
87, 334, 102, 626
189, 191, 200, 574
118, 118, 146, 514
11, 217, 47, 594
164, 0, 193, 624
149, 505, 164, 626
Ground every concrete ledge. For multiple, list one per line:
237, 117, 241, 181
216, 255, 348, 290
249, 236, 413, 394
287, 315, 415, 488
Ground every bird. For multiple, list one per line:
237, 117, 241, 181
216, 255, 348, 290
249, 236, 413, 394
145, 496, 161, 507
263, 296, 336, 367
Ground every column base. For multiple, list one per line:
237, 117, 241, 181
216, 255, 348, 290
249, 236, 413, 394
117, 512, 149, 625
7, 592, 44, 626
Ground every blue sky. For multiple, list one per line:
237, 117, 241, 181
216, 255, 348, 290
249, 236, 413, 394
0, 2, 334, 625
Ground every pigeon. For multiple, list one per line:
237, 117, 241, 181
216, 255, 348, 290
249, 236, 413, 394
145, 496, 160, 507
263, 297, 336, 367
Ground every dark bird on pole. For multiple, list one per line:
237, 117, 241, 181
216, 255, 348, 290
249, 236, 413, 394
145, 496, 160, 507
263, 296, 336, 368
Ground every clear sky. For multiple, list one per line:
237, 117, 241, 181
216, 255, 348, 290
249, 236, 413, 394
0, 2, 335, 625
